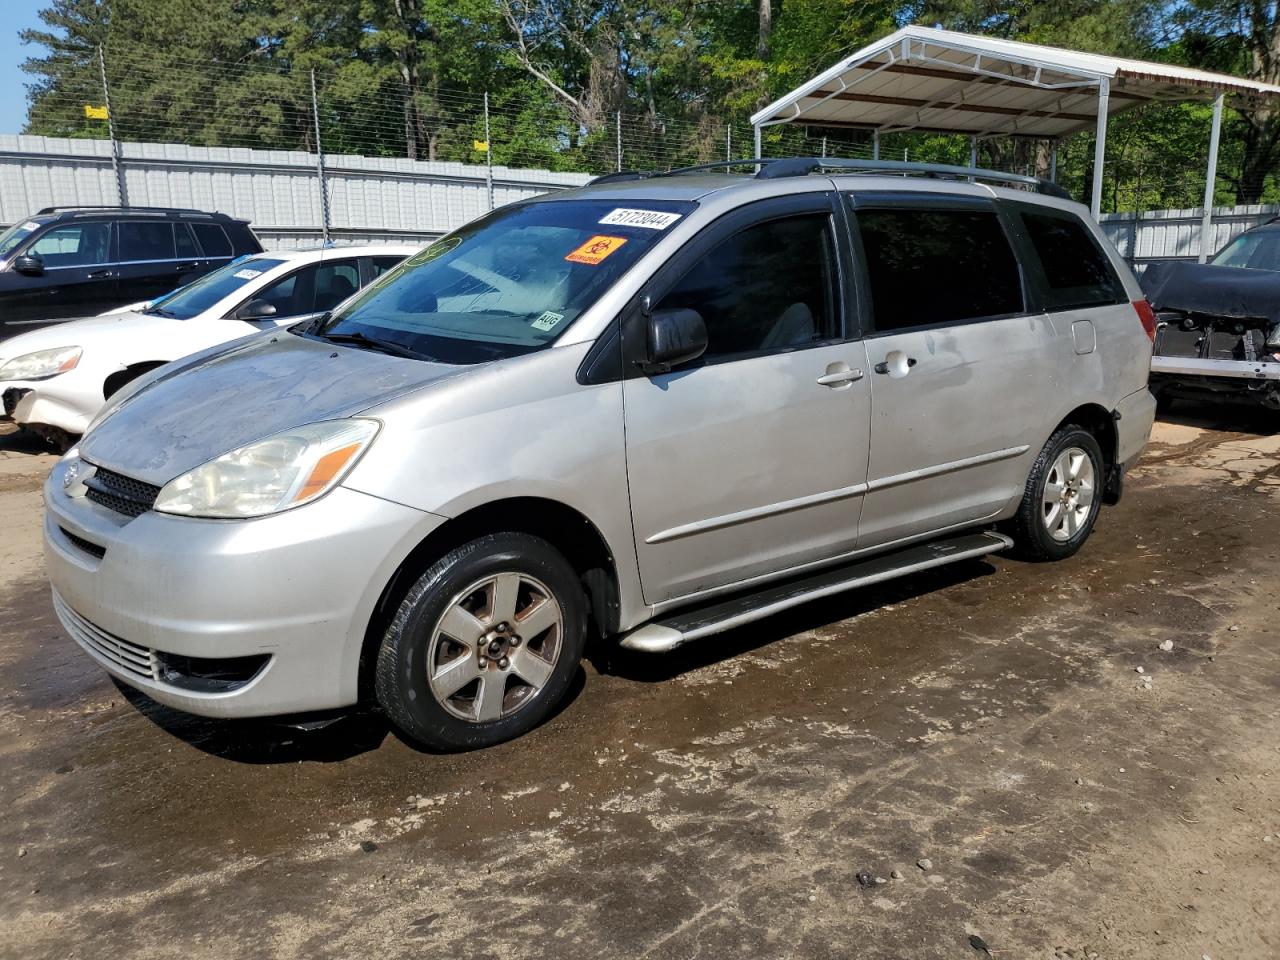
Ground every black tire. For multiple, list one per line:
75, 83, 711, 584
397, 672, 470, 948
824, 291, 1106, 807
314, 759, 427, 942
1154, 389, 1176, 415
1006, 425, 1105, 562
375, 532, 587, 751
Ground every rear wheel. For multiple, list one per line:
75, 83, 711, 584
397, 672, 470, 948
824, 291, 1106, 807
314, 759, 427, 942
374, 532, 587, 751
1007, 425, 1104, 562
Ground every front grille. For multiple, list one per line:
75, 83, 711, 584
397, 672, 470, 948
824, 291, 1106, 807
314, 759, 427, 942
59, 527, 106, 560
53, 593, 156, 682
83, 465, 161, 519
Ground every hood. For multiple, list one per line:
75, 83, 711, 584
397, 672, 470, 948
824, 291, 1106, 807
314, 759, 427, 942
79, 332, 465, 486
1141, 261, 1280, 323
0, 310, 175, 362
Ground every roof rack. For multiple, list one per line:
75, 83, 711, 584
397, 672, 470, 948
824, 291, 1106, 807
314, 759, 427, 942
589, 157, 1072, 199
35, 205, 214, 217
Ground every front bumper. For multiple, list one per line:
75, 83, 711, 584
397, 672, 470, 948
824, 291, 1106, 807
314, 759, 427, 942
44, 457, 445, 718
1, 377, 96, 436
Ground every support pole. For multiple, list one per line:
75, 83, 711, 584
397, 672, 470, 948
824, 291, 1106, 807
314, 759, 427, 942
484, 92, 494, 211
615, 110, 622, 172
1199, 93, 1225, 263
1050, 140, 1058, 182
821, 135, 827, 158
969, 135, 977, 169
753, 124, 762, 158
726, 125, 731, 162
1090, 79, 1109, 221
872, 129, 880, 160
309, 69, 331, 244
98, 46, 127, 207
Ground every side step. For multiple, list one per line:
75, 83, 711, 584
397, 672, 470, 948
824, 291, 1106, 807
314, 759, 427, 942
619, 530, 1013, 653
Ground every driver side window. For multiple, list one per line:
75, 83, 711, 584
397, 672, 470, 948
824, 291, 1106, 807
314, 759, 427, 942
654, 214, 839, 361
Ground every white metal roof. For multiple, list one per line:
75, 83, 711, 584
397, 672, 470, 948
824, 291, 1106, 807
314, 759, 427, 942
751, 25, 1280, 139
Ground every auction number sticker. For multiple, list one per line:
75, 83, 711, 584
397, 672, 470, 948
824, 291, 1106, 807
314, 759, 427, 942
598, 208, 682, 230
565, 235, 627, 265
21, 221, 40, 232
233, 269, 263, 280
531, 310, 565, 331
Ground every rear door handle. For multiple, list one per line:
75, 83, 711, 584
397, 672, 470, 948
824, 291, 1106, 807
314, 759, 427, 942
175, 262, 199, 273
87, 269, 114, 279
817, 365, 865, 387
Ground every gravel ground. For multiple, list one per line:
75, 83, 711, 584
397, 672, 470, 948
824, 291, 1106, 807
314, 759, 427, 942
1, 407, 1278, 960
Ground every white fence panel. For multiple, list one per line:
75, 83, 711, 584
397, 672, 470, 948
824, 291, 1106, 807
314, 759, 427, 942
1101, 205, 1280, 266
0, 135, 592, 250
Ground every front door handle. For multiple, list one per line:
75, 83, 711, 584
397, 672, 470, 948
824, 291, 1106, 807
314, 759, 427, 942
817, 363, 865, 387
174, 262, 198, 272
87, 269, 114, 279
874, 351, 917, 378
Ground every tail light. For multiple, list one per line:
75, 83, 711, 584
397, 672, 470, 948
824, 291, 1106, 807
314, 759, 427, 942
1133, 299, 1158, 342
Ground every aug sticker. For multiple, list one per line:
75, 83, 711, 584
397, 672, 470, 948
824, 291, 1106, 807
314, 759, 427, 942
565, 235, 627, 265
233, 268, 263, 280
531, 310, 565, 331
599, 208, 681, 230
410, 236, 461, 265
21, 221, 40, 232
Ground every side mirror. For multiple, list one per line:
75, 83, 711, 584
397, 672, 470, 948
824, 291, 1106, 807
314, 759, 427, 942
13, 254, 43, 276
234, 299, 277, 321
641, 307, 707, 375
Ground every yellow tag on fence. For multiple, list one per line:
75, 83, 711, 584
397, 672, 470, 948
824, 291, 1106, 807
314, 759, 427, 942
84, 105, 109, 120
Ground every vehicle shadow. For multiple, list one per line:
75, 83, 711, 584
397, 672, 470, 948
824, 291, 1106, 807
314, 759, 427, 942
1158, 397, 1279, 435
589, 557, 1000, 683
112, 677, 393, 763
0, 423, 52, 455
112, 664, 589, 762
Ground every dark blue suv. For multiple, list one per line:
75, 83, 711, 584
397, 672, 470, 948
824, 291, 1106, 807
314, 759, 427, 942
0, 207, 262, 340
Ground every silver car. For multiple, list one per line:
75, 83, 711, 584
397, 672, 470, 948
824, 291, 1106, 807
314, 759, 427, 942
43, 159, 1157, 750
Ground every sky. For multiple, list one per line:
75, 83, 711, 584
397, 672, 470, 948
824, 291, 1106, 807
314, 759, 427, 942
0, 3, 50, 135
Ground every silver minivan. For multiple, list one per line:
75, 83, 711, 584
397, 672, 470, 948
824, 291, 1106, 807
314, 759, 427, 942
43, 159, 1157, 750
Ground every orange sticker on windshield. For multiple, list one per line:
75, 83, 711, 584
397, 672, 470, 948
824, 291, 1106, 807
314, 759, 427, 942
565, 235, 627, 265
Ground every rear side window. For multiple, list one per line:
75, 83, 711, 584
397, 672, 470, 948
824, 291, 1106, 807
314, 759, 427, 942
1016, 209, 1125, 310
655, 214, 838, 360
854, 206, 1023, 331
119, 221, 176, 261
193, 223, 233, 258
369, 255, 404, 278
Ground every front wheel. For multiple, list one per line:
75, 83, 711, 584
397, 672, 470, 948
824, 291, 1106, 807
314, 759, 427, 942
1006, 425, 1104, 562
374, 532, 587, 751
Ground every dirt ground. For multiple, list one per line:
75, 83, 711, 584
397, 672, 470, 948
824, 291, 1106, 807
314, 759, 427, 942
1, 408, 1278, 960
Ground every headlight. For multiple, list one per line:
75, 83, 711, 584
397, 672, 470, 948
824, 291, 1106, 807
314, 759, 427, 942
153, 419, 379, 519
0, 346, 82, 381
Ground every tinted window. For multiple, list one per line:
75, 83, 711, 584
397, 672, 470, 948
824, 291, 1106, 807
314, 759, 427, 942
175, 223, 199, 258
144, 256, 286, 320
119, 221, 176, 261
313, 261, 359, 311
655, 214, 838, 360
0, 218, 48, 258
1018, 209, 1124, 309
193, 223, 233, 258
255, 266, 313, 316
28, 222, 111, 267
856, 206, 1023, 331
370, 255, 405, 278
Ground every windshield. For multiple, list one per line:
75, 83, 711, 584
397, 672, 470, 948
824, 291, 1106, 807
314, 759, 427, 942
311, 198, 694, 363
0, 218, 46, 259
1211, 229, 1280, 271
144, 256, 286, 320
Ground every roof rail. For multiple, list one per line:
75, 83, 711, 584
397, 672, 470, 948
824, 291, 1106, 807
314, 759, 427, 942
35, 205, 213, 216
588, 170, 650, 185
625, 157, 1070, 199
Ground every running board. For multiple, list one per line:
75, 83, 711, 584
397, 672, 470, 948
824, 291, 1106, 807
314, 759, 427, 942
619, 531, 1013, 653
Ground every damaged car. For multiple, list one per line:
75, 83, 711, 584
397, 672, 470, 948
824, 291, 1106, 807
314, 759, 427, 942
1144, 219, 1280, 411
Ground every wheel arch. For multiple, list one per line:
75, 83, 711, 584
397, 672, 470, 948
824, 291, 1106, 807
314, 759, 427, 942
103, 361, 168, 400
1053, 401, 1120, 503
357, 496, 621, 699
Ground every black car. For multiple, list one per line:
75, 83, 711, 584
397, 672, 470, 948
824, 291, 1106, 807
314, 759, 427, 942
0, 207, 262, 340
1144, 218, 1280, 412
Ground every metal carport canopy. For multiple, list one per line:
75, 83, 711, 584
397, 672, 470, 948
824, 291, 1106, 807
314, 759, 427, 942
750, 25, 1280, 258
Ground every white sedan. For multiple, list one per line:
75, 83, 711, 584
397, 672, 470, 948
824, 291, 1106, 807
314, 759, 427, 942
0, 244, 416, 448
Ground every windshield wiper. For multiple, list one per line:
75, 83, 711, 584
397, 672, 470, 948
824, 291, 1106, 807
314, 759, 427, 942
143, 306, 177, 318
316, 330, 430, 361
